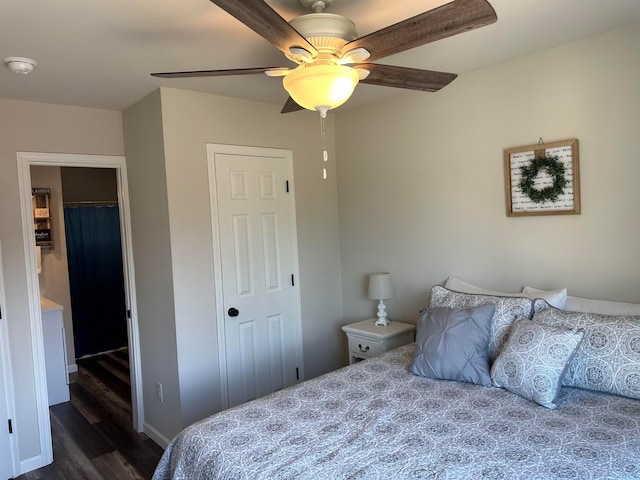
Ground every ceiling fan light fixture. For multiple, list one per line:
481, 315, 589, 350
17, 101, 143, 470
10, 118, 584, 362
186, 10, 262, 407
264, 68, 292, 77
338, 47, 370, 64
288, 47, 316, 63
157, 0, 498, 115
283, 64, 359, 114
356, 67, 370, 80
289, 13, 357, 42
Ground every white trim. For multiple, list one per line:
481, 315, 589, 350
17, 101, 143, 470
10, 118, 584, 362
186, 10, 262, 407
113, 155, 144, 432
205, 144, 230, 410
16, 156, 52, 466
143, 421, 171, 449
16, 152, 144, 472
19, 455, 46, 476
0, 239, 19, 478
283, 149, 305, 382
205, 143, 305, 411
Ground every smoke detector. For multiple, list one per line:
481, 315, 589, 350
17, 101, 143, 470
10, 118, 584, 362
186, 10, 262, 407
4, 57, 37, 75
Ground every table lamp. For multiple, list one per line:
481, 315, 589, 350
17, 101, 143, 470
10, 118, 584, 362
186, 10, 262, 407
368, 272, 393, 326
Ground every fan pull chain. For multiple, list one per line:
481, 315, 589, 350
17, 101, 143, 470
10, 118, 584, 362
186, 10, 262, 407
320, 113, 328, 180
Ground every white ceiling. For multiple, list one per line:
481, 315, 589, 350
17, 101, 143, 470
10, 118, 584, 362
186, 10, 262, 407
1, 0, 639, 112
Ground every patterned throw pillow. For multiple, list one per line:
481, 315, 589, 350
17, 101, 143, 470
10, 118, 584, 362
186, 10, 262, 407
490, 318, 584, 409
429, 286, 534, 360
533, 308, 640, 400
410, 305, 496, 386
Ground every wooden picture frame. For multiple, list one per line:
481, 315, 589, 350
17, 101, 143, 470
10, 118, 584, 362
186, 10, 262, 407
504, 139, 580, 217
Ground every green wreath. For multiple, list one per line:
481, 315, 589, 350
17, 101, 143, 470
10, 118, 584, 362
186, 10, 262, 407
519, 156, 567, 203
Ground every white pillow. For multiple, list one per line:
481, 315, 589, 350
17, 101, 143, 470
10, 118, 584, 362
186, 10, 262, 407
445, 278, 567, 309
520, 286, 568, 309
445, 277, 520, 296
523, 286, 640, 314
564, 295, 640, 315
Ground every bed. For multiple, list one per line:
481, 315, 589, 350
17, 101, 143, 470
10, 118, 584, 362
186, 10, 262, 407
153, 284, 640, 480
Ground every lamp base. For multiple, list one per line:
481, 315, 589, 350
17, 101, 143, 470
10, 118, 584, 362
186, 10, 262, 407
374, 299, 390, 326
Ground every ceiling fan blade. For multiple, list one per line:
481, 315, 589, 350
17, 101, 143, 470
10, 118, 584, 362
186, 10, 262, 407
355, 64, 457, 92
210, 0, 318, 58
345, 0, 497, 62
281, 97, 304, 114
151, 67, 285, 78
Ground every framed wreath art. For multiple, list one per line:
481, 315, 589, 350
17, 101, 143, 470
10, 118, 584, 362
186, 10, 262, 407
504, 138, 580, 217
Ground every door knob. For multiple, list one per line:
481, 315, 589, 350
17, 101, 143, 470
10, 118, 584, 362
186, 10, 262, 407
227, 307, 239, 317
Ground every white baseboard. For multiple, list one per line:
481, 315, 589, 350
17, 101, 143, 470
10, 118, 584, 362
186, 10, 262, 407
20, 454, 49, 476
143, 422, 170, 449
67, 363, 78, 374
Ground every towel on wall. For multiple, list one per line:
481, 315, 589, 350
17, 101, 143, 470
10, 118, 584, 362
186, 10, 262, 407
36, 246, 42, 274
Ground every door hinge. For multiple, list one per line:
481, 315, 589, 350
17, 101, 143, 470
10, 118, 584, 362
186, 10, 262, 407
291, 274, 295, 286
127, 309, 131, 319
296, 368, 299, 380
8, 419, 13, 434
285, 180, 290, 193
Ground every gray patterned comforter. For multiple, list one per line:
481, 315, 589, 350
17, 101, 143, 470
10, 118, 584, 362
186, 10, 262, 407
153, 345, 640, 480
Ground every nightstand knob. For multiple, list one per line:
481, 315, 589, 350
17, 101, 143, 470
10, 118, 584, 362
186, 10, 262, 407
358, 344, 370, 353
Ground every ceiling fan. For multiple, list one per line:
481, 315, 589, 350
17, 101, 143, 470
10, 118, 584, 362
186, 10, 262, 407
152, 0, 497, 116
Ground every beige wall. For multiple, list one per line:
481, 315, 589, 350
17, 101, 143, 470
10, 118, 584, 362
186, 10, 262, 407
336, 23, 640, 325
0, 99, 123, 464
159, 87, 345, 383
30, 166, 76, 369
122, 89, 182, 443
123, 88, 345, 442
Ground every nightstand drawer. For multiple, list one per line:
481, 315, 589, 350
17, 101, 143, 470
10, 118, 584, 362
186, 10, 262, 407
348, 335, 382, 359
342, 318, 415, 365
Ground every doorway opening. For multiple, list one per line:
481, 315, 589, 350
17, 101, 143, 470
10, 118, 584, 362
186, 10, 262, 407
16, 152, 142, 471
32, 166, 130, 374
61, 167, 128, 362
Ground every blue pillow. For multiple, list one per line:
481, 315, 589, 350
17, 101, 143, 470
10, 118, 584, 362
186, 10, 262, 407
410, 304, 496, 386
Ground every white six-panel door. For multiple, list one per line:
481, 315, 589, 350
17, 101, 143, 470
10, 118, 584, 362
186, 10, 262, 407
207, 144, 303, 409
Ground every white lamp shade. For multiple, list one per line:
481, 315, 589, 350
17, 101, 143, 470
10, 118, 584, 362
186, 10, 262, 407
368, 273, 393, 300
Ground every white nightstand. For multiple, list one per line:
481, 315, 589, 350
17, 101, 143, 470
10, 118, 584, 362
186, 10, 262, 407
342, 318, 415, 365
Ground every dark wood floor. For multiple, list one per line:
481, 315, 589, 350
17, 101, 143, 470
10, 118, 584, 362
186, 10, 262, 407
16, 349, 164, 480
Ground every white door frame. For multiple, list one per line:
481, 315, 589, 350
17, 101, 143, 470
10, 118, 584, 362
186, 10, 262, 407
206, 143, 304, 410
0, 239, 19, 479
16, 152, 143, 471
